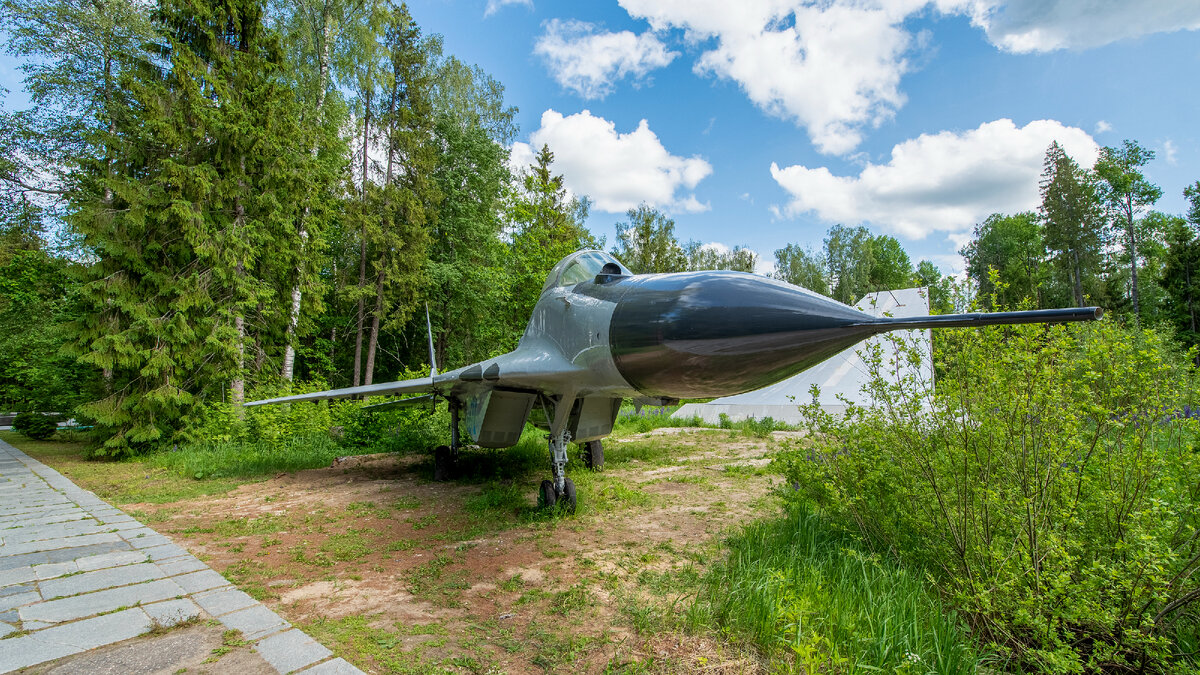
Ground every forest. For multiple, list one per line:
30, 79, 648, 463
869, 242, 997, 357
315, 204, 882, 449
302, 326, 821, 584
1, 0, 1197, 455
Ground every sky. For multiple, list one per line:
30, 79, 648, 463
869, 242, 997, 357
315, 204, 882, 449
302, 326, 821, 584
405, 0, 1200, 276
1, 0, 1197, 276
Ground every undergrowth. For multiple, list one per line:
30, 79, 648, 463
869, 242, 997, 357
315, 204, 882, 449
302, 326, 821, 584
689, 504, 985, 674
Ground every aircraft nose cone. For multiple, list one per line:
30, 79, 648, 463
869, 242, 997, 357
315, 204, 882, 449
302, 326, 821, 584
609, 272, 874, 398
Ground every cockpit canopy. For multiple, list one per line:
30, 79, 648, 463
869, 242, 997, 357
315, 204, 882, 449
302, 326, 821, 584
541, 250, 632, 295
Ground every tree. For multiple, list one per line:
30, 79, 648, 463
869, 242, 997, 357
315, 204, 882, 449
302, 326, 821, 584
913, 260, 955, 314
773, 244, 829, 295
67, 0, 320, 454
611, 203, 686, 274
824, 225, 873, 304
420, 53, 517, 368
508, 144, 597, 332
684, 241, 757, 273
271, 0, 364, 381
961, 212, 1049, 308
1040, 142, 1104, 307
1094, 140, 1162, 319
1162, 183, 1200, 352
867, 235, 914, 292
359, 2, 438, 386
0, 0, 158, 202
0, 196, 92, 412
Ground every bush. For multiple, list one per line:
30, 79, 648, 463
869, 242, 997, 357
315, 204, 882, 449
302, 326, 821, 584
13, 411, 56, 440
777, 319, 1200, 672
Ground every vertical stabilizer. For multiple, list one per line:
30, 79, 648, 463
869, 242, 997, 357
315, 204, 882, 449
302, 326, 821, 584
425, 302, 438, 377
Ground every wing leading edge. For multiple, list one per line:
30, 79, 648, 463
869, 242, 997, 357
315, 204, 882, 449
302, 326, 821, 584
244, 376, 438, 407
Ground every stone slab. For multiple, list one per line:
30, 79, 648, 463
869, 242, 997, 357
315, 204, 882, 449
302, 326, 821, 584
255, 629, 333, 674
219, 604, 290, 640
39, 562, 167, 600
172, 569, 230, 594
19, 578, 184, 623
193, 587, 258, 617
298, 658, 366, 674
75, 550, 149, 572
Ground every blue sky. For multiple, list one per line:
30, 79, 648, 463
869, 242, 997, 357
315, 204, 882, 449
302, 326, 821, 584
2, 0, 1196, 276
407, 0, 1200, 275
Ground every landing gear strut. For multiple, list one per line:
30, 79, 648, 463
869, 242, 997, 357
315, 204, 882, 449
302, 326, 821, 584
434, 398, 461, 482
539, 430, 576, 513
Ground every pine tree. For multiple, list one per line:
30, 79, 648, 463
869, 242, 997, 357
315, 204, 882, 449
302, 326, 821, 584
1162, 183, 1200, 353
1039, 142, 1104, 307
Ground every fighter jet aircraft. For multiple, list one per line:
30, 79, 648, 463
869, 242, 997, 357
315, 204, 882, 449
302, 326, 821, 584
249, 249, 1102, 512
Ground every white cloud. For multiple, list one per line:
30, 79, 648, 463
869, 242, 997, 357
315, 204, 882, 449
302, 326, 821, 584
771, 118, 1100, 239
963, 0, 1200, 53
620, 0, 916, 155
534, 20, 677, 100
1095, 120, 1113, 134
613, 1, 1200, 154
511, 109, 713, 214
484, 0, 531, 18
1164, 139, 1178, 165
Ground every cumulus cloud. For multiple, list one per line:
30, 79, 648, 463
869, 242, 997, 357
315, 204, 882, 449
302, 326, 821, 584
1163, 139, 1178, 165
484, 0, 531, 18
511, 109, 712, 214
534, 19, 677, 99
1095, 120, 1113, 134
612, 1, 1199, 154
962, 0, 1200, 53
620, 0, 915, 155
770, 118, 1100, 239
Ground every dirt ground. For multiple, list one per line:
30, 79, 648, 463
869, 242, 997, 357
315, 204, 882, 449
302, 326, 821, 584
127, 428, 798, 674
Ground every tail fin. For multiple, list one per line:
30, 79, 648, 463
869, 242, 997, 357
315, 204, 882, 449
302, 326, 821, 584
425, 302, 438, 377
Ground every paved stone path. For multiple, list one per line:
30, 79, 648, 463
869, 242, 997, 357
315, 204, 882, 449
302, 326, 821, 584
0, 438, 362, 674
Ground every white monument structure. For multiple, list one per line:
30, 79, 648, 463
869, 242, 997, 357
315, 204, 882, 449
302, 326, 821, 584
672, 287, 934, 425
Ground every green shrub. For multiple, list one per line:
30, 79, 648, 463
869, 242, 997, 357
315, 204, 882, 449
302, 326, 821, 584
777, 319, 1200, 672
13, 411, 56, 440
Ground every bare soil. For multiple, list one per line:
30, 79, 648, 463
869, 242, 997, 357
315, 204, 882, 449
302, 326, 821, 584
129, 428, 791, 674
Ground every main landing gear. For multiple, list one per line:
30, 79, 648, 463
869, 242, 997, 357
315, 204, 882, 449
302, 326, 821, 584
433, 399, 461, 482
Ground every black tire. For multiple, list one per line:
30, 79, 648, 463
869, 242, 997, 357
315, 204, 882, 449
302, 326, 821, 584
433, 445, 453, 482
558, 478, 577, 515
538, 479, 556, 509
582, 440, 604, 470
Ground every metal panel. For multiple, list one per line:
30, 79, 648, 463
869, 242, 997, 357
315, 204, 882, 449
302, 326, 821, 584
473, 390, 536, 448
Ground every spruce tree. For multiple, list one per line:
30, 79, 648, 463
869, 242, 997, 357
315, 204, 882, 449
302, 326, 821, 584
1039, 142, 1104, 308
68, 0, 319, 454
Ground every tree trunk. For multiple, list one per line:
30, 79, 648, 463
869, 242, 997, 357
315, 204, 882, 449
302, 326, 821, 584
1071, 248, 1084, 307
232, 157, 247, 413
1127, 200, 1139, 319
365, 272, 385, 386
353, 236, 366, 387
281, 16, 333, 381
352, 93, 371, 387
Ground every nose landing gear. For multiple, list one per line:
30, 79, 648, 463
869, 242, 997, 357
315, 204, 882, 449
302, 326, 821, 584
539, 429, 576, 513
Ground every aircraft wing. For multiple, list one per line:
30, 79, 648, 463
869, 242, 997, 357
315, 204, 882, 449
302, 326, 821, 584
245, 376, 438, 407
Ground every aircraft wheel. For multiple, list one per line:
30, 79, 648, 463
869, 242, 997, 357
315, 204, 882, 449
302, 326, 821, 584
538, 479, 556, 510
433, 445, 453, 482
558, 478, 577, 515
582, 440, 604, 470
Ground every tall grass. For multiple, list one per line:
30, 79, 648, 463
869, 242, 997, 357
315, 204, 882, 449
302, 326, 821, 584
689, 504, 984, 674
148, 433, 343, 479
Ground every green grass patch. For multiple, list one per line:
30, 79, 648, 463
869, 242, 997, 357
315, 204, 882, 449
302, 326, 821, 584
149, 433, 342, 480
689, 504, 984, 674
320, 529, 371, 561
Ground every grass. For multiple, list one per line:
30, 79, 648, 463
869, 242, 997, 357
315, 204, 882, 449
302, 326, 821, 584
0, 430, 355, 504
688, 503, 985, 674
